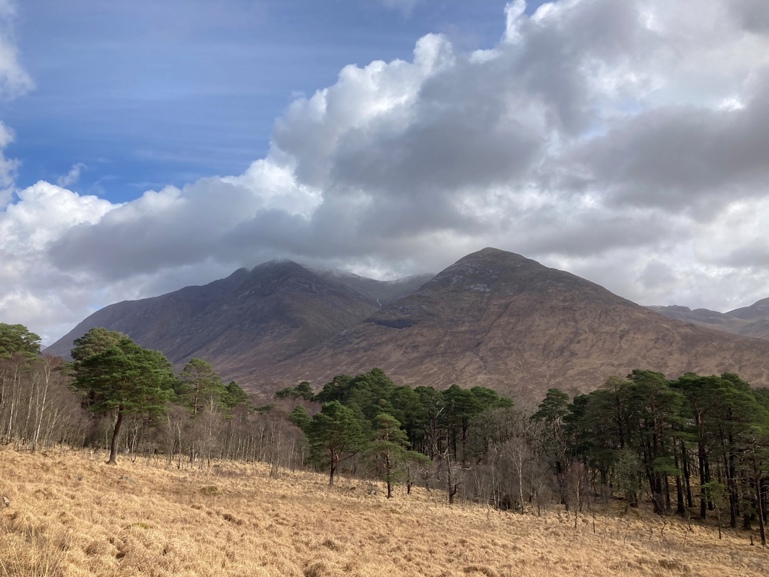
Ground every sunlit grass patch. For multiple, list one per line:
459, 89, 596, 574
1, 446, 767, 577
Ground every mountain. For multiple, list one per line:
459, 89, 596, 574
728, 297, 769, 321
45, 261, 429, 379
48, 248, 769, 399
254, 248, 769, 396
651, 298, 769, 341
646, 305, 749, 333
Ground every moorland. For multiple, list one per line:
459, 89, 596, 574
2, 447, 767, 577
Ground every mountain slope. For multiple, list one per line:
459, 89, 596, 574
727, 297, 769, 321
45, 261, 413, 379
255, 248, 769, 396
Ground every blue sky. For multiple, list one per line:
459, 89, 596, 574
2, 0, 769, 344
6, 0, 545, 202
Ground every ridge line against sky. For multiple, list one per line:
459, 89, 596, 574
1, 0, 769, 344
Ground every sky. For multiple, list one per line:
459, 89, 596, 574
2, 0, 769, 345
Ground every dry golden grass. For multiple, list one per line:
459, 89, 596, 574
1, 447, 767, 577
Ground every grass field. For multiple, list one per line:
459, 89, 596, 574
1, 446, 767, 576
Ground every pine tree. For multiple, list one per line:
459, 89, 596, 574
306, 401, 367, 486
72, 329, 174, 464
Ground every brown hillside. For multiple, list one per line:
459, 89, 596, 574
45, 261, 384, 375
253, 248, 769, 397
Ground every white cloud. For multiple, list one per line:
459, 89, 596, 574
0, 182, 115, 341
57, 163, 87, 188
0, 1, 34, 205
503, 0, 527, 43
3, 0, 769, 343
0, 0, 33, 100
0, 121, 18, 206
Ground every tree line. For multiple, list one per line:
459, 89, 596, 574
280, 367, 769, 543
281, 369, 513, 499
563, 370, 769, 543
0, 324, 301, 473
2, 322, 769, 543
0, 324, 82, 450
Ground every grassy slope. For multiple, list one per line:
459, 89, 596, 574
1, 447, 767, 577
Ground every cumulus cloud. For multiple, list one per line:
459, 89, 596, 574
4, 0, 769, 341
0, 182, 115, 340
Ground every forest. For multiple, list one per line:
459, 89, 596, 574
2, 322, 769, 545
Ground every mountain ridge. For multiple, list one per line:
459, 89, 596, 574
46, 248, 769, 398
45, 260, 428, 372
250, 248, 769, 395
651, 298, 769, 341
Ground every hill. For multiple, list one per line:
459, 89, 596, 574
1, 447, 766, 577
651, 298, 769, 341
45, 261, 428, 379
47, 248, 769, 398
259, 248, 769, 396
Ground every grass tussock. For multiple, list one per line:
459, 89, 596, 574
1, 446, 768, 576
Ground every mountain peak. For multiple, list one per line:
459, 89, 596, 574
250, 258, 303, 272
459, 247, 531, 263
423, 247, 598, 302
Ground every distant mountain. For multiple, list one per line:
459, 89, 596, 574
651, 297, 769, 341
727, 297, 769, 322
48, 248, 769, 399
256, 248, 769, 396
45, 261, 430, 380
647, 305, 749, 332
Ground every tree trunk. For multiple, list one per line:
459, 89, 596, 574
5, 365, 20, 442
698, 439, 708, 519
728, 463, 739, 528
682, 442, 693, 507
31, 363, 51, 452
107, 410, 125, 465
675, 474, 685, 515
755, 470, 766, 547
329, 453, 338, 486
